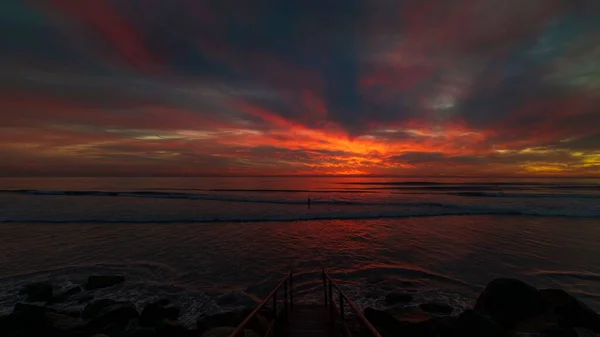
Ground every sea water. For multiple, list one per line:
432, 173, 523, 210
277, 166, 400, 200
0, 176, 599, 327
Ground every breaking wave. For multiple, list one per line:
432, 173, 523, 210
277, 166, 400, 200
1, 208, 599, 223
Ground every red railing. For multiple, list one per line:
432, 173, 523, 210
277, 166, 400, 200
229, 269, 382, 337
323, 269, 383, 337
228, 270, 293, 337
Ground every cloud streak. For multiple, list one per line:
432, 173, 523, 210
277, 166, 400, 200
1, 0, 599, 176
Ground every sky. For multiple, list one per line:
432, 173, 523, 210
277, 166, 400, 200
1, 0, 600, 177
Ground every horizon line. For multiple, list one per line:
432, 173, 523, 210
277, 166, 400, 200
1, 174, 599, 179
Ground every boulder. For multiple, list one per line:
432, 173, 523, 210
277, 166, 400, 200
85, 302, 139, 330
13, 302, 48, 317
121, 327, 158, 337
78, 294, 96, 304
157, 319, 188, 337
85, 275, 126, 290
48, 286, 82, 304
385, 292, 414, 305
45, 310, 87, 336
18, 281, 54, 302
82, 299, 121, 320
216, 292, 258, 307
387, 306, 434, 323
196, 309, 268, 336
140, 301, 180, 327
474, 278, 545, 329
515, 313, 559, 333
6, 303, 86, 336
13, 302, 78, 319
196, 309, 249, 334
540, 289, 600, 333
365, 307, 455, 337
201, 327, 259, 337
0, 313, 19, 336
420, 316, 457, 336
452, 310, 507, 337
365, 307, 407, 336
419, 303, 454, 315
574, 327, 600, 336
185, 329, 200, 337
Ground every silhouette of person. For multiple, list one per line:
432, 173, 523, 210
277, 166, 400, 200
308, 197, 311, 208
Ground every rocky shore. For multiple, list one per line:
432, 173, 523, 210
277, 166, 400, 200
364, 278, 600, 337
2, 275, 599, 336
0, 275, 270, 337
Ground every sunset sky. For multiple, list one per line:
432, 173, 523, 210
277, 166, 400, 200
2, 0, 600, 176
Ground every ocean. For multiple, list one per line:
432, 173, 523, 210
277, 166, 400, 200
0, 176, 599, 327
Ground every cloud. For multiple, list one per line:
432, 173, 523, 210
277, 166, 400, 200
1, 0, 599, 176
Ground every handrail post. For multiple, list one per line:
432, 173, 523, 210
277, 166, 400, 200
340, 292, 346, 337
227, 273, 297, 337
340, 291, 345, 320
328, 279, 334, 323
284, 277, 289, 321
289, 270, 294, 309
273, 291, 277, 319
322, 268, 327, 306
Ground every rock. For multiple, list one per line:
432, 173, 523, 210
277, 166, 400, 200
13, 302, 48, 317
385, 292, 414, 305
196, 309, 248, 334
156, 299, 170, 306
65, 285, 83, 296
122, 327, 158, 337
421, 316, 457, 336
540, 289, 600, 333
85, 302, 139, 330
85, 275, 126, 290
7, 303, 86, 336
157, 319, 188, 337
12, 302, 77, 318
365, 307, 408, 336
452, 309, 507, 337
48, 286, 82, 304
475, 278, 545, 329
365, 307, 455, 337
83, 299, 121, 320
184, 329, 200, 337
196, 309, 267, 336
515, 313, 559, 333
0, 313, 20, 336
574, 327, 600, 336
387, 306, 434, 323
216, 292, 258, 307
419, 303, 453, 315
81, 299, 139, 334
140, 301, 180, 327
78, 294, 96, 304
201, 327, 259, 337
45, 310, 87, 335
18, 281, 54, 302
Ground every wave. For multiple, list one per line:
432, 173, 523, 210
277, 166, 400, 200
451, 192, 600, 199
3, 188, 599, 205
0, 189, 443, 206
531, 270, 600, 282
208, 189, 377, 193
342, 181, 600, 190
1, 207, 599, 223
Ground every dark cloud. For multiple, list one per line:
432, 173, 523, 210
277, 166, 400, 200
1, 0, 600, 176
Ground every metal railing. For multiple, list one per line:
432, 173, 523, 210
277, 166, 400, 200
228, 270, 293, 337
322, 269, 382, 337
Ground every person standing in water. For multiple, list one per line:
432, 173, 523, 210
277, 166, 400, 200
308, 197, 311, 208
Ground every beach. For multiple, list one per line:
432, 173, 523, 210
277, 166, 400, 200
1, 177, 599, 328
